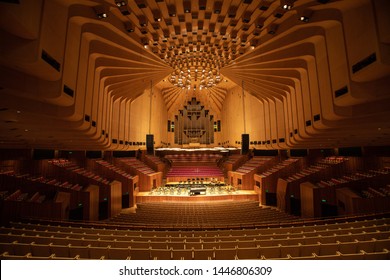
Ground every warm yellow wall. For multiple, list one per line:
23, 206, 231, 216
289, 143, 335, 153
129, 88, 168, 149
221, 85, 266, 148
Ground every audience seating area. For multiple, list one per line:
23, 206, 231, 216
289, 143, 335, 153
165, 154, 223, 166
255, 158, 303, 205
228, 157, 277, 190
113, 158, 163, 192
166, 166, 224, 182
1, 154, 390, 260
0, 211, 389, 260
164, 153, 225, 182
222, 154, 248, 172
110, 201, 298, 228
143, 155, 166, 174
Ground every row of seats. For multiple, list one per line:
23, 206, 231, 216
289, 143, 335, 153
166, 166, 224, 178
1, 211, 389, 260
2, 218, 389, 249
1, 238, 389, 260
235, 157, 274, 175
2, 250, 388, 260
165, 154, 222, 163
1, 228, 389, 249
8, 213, 388, 236
116, 158, 156, 175
110, 201, 298, 226
3, 227, 389, 244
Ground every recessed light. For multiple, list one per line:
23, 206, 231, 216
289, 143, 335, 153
300, 16, 309, 22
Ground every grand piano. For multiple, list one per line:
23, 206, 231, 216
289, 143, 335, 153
189, 186, 206, 195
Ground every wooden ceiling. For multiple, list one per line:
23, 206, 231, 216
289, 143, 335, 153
1, 0, 389, 150
105, 0, 320, 113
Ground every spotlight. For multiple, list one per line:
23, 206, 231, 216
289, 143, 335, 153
281, 0, 296, 10
299, 9, 313, 22
168, 5, 176, 17
115, 1, 127, 7
141, 37, 149, 47
250, 39, 258, 48
124, 21, 134, 32
183, 0, 191, 13
152, 33, 159, 45
153, 10, 162, 22
255, 17, 266, 29
300, 16, 309, 22
138, 15, 148, 27
94, 5, 109, 19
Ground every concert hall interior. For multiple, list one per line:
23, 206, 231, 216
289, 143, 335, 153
0, 0, 390, 260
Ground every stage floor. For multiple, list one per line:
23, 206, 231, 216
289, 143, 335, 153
136, 190, 259, 203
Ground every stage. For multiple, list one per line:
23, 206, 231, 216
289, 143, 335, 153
136, 189, 259, 203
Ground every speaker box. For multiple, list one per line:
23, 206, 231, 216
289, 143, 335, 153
241, 134, 249, 154
146, 134, 154, 154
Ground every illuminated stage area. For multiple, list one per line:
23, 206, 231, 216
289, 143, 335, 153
136, 181, 259, 203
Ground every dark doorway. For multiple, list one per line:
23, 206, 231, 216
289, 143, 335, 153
290, 197, 301, 216
265, 192, 277, 206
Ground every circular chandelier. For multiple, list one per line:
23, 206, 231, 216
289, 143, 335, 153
169, 66, 222, 90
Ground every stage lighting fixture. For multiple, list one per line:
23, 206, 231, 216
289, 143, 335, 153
94, 5, 108, 19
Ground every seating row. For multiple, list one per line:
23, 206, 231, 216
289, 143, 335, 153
1, 238, 389, 260
7, 214, 389, 238
1, 229, 389, 249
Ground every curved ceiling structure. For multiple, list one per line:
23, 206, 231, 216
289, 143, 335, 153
0, 0, 389, 151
